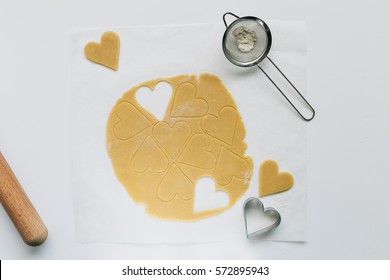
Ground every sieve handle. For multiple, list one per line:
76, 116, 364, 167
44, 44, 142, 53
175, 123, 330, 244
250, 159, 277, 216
257, 57, 315, 121
223, 12, 239, 28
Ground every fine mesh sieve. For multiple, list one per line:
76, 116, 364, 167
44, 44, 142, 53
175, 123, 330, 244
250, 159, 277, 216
223, 16, 271, 67
222, 12, 315, 121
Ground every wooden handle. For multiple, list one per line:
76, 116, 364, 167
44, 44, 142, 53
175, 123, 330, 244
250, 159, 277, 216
0, 152, 48, 246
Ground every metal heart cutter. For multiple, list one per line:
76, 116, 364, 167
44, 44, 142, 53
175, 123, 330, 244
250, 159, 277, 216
243, 197, 281, 238
222, 12, 315, 121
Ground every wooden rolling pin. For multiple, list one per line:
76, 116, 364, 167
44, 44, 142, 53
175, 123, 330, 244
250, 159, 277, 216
0, 152, 48, 246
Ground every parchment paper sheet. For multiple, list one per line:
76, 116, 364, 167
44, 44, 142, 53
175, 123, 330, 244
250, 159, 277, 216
71, 21, 307, 243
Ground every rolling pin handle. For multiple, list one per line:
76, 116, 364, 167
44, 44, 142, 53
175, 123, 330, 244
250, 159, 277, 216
0, 152, 48, 246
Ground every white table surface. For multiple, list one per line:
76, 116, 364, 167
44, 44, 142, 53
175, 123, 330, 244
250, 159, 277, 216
1, 0, 390, 259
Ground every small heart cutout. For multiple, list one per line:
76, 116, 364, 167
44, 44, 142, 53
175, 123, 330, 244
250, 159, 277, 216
244, 197, 281, 238
136, 82, 173, 120
259, 159, 294, 197
84, 31, 120, 70
193, 177, 229, 212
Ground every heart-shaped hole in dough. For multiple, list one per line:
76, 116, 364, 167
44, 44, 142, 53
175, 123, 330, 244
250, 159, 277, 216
136, 81, 173, 120
193, 176, 229, 212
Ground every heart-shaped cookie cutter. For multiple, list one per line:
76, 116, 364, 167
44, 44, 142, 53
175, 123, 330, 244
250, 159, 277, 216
243, 197, 281, 238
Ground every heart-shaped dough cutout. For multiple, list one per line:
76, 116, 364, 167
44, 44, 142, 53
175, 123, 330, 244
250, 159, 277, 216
259, 159, 294, 196
244, 197, 281, 238
153, 121, 191, 158
84, 31, 120, 70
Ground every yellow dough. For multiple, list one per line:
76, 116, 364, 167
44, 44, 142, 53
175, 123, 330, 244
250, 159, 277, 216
84, 31, 120, 70
106, 73, 253, 220
259, 159, 294, 197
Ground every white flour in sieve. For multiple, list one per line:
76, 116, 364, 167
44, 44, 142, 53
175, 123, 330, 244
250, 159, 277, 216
232, 26, 256, 53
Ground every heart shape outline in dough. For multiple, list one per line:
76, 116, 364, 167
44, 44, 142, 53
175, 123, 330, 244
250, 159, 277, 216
130, 136, 169, 173
243, 197, 281, 239
84, 31, 120, 70
157, 164, 193, 201
170, 82, 208, 117
153, 121, 191, 158
177, 134, 216, 170
259, 159, 294, 197
114, 102, 152, 140
201, 106, 238, 145
214, 146, 252, 185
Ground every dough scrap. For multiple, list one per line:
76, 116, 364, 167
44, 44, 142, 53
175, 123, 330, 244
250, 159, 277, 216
84, 31, 120, 70
106, 73, 253, 220
259, 159, 294, 197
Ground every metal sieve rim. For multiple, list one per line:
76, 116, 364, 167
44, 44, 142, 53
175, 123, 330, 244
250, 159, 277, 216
222, 16, 272, 67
